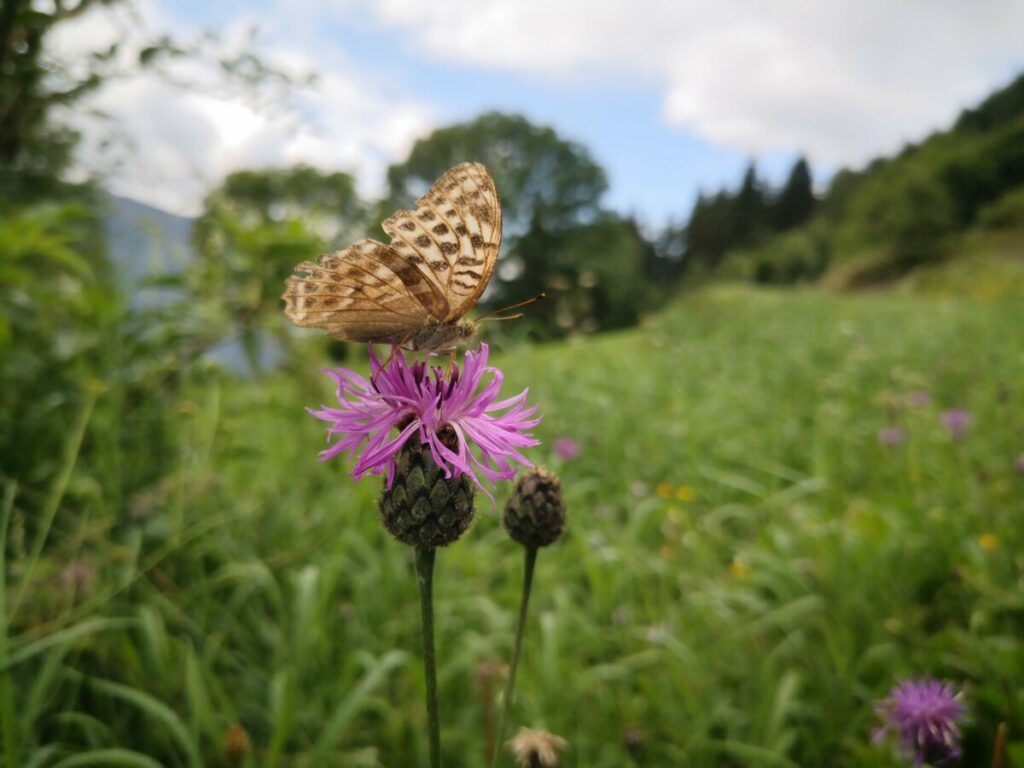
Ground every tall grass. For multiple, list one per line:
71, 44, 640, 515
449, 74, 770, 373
4, 287, 1022, 766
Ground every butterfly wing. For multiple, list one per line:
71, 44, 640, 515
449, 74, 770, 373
282, 240, 446, 342
381, 161, 501, 322
283, 162, 501, 343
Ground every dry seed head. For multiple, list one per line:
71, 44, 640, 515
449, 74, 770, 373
379, 435, 475, 547
503, 467, 566, 548
507, 727, 568, 767
223, 723, 251, 766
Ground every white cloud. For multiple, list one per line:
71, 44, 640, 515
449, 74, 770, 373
47, 1, 435, 216
354, 0, 1024, 168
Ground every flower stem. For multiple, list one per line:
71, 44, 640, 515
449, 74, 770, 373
491, 546, 538, 768
415, 546, 442, 768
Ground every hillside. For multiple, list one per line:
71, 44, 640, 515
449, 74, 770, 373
716, 72, 1024, 289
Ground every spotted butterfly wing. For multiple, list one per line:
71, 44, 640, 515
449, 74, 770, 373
282, 162, 501, 349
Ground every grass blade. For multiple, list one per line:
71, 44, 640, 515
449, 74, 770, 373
307, 650, 406, 766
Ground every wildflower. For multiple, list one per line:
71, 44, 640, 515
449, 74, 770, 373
940, 409, 972, 441
1014, 455, 1024, 474
978, 533, 999, 552
875, 679, 965, 767
507, 727, 568, 767
729, 558, 750, 579
552, 436, 580, 461
308, 343, 539, 495
878, 426, 906, 446
907, 390, 932, 407
655, 482, 673, 499
674, 484, 696, 502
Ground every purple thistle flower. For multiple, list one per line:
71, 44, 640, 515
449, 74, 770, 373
878, 426, 907, 446
874, 679, 965, 767
940, 409, 972, 441
553, 436, 581, 461
308, 343, 540, 497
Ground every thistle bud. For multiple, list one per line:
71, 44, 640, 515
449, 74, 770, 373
379, 434, 475, 548
503, 467, 567, 549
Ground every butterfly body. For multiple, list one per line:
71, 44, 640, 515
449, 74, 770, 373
282, 162, 500, 353
407, 319, 477, 351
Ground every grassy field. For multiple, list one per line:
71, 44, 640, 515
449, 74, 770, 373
5, 287, 1024, 767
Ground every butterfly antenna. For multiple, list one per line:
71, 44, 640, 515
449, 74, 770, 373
476, 293, 546, 324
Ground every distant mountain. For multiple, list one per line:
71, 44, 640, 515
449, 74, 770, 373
101, 194, 281, 370
102, 193, 195, 305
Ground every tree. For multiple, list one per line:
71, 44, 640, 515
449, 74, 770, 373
384, 112, 607, 237
383, 112, 611, 322
733, 162, 768, 244
189, 165, 367, 368
774, 157, 816, 231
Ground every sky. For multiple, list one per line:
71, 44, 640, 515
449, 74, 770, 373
52, 0, 1024, 227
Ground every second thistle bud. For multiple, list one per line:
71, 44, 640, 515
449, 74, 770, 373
379, 432, 476, 548
503, 467, 567, 549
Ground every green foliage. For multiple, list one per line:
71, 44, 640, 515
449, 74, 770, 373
513, 215, 657, 337
977, 186, 1024, 230
6, 288, 1023, 766
0, 195, 115, 503
719, 223, 830, 285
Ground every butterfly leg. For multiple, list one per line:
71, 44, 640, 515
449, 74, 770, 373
371, 342, 402, 385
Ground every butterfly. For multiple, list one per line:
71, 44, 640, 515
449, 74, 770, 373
282, 161, 501, 352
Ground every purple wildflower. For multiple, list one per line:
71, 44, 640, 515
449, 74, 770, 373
874, 679, 965, 767
940, 409, 972, 441
1014, 455, 1024, 474
878, 426, 906, 446
907, 391, 932, 408
308, 343, 540, 496
553, 436, 581, 461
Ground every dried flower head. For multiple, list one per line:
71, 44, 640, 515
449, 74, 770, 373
309, 343, 539, 497
507, 727, 568, 767
223, 723, 251, 766
874, 679, 965, 767
504, 467, 567, 548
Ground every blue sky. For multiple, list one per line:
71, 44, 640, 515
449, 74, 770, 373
60, 1, 1024, 223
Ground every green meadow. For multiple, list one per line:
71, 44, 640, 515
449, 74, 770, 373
5, 287, 1022, 767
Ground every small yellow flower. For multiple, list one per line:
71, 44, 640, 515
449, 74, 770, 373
674, 485, 696, 502
728, 558, 749, 578
655, 482, 673, 499
659, 545, 677, 562
979, 533, 999, 552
